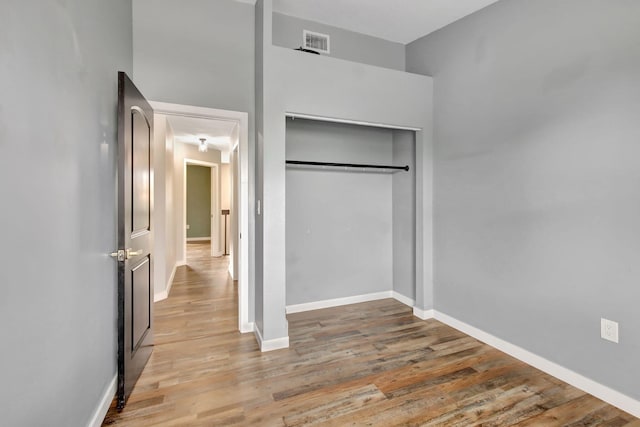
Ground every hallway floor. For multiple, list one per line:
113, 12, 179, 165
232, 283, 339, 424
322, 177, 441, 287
103, 243, 639, 426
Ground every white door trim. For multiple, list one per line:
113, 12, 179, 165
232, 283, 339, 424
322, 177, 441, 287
150, 101, 251, 334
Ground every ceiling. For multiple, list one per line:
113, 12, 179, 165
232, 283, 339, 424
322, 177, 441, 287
167, 115, 237, 161
271, 0, 501, 44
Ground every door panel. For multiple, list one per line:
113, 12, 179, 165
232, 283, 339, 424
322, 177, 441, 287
131, 257, 151, 352
117, 72, 154, 410
132, 109, 151, 233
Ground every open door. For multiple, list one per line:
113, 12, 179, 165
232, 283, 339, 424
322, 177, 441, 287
114, 72, 154, 409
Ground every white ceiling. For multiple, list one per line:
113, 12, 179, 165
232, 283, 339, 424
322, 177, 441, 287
167, 115, 237, 160
271, 0, 501, 44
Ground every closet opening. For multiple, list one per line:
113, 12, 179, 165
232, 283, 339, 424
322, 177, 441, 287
285, 116, 416, 313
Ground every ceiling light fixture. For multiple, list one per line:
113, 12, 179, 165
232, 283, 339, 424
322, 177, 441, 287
198, 138, 208, 153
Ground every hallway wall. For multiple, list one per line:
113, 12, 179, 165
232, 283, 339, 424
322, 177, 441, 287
173, 143, 222, 263
0, 1, 133, 425
153, 114, 177, 299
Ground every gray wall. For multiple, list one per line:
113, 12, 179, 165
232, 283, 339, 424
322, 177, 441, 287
407, 0, 640, 400
392, 131, 416, 301
272, 12, 405, 71
286, 119, 394, 305
186, 165, 212, 238
0, 0, 133, 425
133, 0, 254, 114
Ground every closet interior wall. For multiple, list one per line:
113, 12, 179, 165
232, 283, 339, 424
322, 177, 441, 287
285, 117, 416, 306
392, 130, 416, 303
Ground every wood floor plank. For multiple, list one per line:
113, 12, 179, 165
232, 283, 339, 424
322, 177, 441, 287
103, 242, 639, 426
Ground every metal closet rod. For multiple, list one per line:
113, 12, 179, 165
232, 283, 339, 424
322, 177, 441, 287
286, 160, 409, 172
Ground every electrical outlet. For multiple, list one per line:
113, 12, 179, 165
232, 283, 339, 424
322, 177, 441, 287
186, 224, 190, 230
601, 318, 619, 343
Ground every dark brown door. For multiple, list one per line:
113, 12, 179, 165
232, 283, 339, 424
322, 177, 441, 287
116, 72, 154, 409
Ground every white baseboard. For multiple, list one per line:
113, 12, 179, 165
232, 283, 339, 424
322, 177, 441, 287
87, 374, 116, 427
254, 325, 289, 352
154, 290, 168, 302
286, 291, 393, 314
392, 291, 415, 308
285, 291, 419, 315
153, 263, 178, 302
186, 237, 211, 242
213, 250, 224, 257
240, 322, 255, 334
253, 325, 263, 349
433, 310, 640, 418
166, 263, 177, 296
176, 259, 186, 267
412, 307, 435, 320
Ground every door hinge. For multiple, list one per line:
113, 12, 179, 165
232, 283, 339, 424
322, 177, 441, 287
110, 249, 126, 262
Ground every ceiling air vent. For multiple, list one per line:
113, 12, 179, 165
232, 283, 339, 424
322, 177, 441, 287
303, 30, 330, 54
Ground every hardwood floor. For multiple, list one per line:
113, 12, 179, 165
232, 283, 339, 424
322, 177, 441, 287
103, 242, 639, 426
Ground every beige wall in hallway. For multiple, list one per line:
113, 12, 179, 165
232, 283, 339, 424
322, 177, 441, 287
153, 114, 178, 299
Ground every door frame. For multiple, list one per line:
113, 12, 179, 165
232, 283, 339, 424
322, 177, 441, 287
184, 160, 220, 257
229, 143, 240, 280
150, 101, 252, 334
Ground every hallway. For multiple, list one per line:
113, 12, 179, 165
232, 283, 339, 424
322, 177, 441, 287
103, 244, 639, 426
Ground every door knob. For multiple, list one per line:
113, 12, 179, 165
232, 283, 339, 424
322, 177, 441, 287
110, 248, 143, 260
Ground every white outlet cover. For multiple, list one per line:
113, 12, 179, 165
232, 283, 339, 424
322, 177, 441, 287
601, 318, 619, 343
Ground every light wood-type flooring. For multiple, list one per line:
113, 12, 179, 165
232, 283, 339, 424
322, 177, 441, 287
103, 242, 639, 426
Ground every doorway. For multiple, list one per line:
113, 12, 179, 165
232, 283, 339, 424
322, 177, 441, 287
185, 160, 220, 258
151, 101, 251, 334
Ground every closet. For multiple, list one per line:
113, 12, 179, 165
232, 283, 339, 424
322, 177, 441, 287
285, 117, 416, 308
